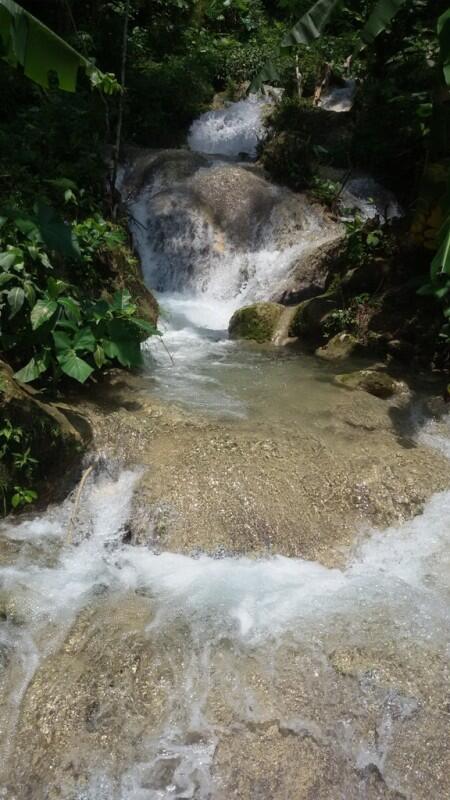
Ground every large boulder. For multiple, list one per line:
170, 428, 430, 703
274, 237, 345, 305
289, 291, 338, 340
229, 302, 284, 343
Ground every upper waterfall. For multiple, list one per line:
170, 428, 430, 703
187, 95, 270, 159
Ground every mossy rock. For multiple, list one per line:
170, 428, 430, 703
335, 369, 403, 399
228, 302, 284, 343
289, 292, 338, 340
316, 333, 359, 361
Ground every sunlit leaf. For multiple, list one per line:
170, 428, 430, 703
30, 298, 58, 329
57, 350, 93, 383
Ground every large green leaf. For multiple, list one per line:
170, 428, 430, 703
358, 0, 407, 49
249, 58, 282, 94
102, 337, 142, 368
14, 356, 47, 383
438, 9, 450, 87
72, 327, 96, 352
7, 285, 24, 317
30, 298, 58, 330
35, 204, 80, 260
431, 220, 450, 280
282, 0, 341, 47
0, 0, 112, 92
57, 350, 93, 383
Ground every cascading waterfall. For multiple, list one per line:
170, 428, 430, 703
1, 414, 450, 797
1, 98, 448, 800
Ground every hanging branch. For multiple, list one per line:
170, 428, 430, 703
110, 0, 130, 218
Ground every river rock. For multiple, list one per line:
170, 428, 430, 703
289, 291, 338, 340
335, 369, 404, 399
316, 332, 359, 361
228, 302, 284, 343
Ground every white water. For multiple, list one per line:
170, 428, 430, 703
188, 96, 270, 158
1, 414, 450, 797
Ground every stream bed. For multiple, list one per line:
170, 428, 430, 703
1, 99, 450, 799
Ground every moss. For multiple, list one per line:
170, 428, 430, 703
335, 370, 402, 399
228, 302, 284, 343
316, 333, 359, 361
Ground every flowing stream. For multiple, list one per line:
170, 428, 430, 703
1, 99, 450, 799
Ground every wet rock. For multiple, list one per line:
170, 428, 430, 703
316, 332, 359, 361
275, 236, 345, 305
289, 292, 338, 340
229, 302, 284, 343
335, 369, 404, 399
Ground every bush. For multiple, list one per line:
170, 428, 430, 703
0, 212, 158, 389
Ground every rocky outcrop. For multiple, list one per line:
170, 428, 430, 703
274, 237, 345, 305
289, 291, 338, 340
229, 302, 284, 343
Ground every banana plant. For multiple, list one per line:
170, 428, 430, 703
250, 0, 340, 91
357, 0, 408, 50
251, 0, 409, 92
0, 0, 119, 93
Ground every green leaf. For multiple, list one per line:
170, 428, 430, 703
102, 337, 142, 368
7, 285, 24, 317
57, 350, 93, 383
23, 281, 36, 306
14, 356, 47, 383
58, 296, 81, 321
282, 0, 341, 47
52, 330, 72, 351
130, 317, 159, 337
357, 0, 407, 51
0, 251, 17, 269
0, 271, 14, 287
112, 289, 134, 312
72, 327, 96, 352
250, 57, 281, 94
431, 227, 450, 280
30, 298, 58, 329
35, 204, 80, 260
438, 9, 450, 87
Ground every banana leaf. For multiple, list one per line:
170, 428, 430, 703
357, 0, 407, 50
0, 0, 106, 91
438, 8, 450, 87
251, 0, 340, 93
282, 0, 341, 47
